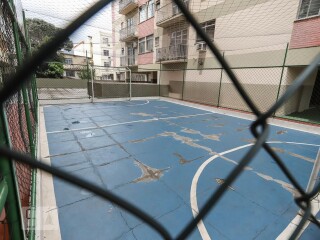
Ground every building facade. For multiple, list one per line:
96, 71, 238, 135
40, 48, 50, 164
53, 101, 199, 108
112, 0, 320, 116
73, 31, 115, 80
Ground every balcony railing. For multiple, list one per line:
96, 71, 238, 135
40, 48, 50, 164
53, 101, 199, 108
156, 0, 189, 25
156, 44, 187, 62
119, 25, 137, 41
120, 54, 138, 66
119, 0, 138, 14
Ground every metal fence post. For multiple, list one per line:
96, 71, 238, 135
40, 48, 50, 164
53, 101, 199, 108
11, 3, 37, 239
274, 43, 289, 116
217, 52, 225, 107
22, 10, 38, 120
182, 58, 186, 100
159, 60, 162, 98
0, 105, 24, 240
90, 65, 95, 103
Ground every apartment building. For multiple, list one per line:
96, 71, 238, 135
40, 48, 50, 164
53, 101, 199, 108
73, 31, 114, 80
60, 51, 91, 79
113, 0, 320, 116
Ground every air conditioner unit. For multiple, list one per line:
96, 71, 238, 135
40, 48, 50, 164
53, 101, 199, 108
132, 42, 137, 48
196, 43, 207, 51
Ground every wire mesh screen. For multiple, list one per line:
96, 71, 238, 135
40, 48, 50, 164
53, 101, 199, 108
0, 0, 320, 239
0, 0, 37, 238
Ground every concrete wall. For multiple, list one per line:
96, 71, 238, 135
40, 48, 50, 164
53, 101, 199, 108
37, 78, 88, 88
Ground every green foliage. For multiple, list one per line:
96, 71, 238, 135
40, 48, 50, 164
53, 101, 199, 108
26, 18, 73, 78
26, 18, 73, 51
78, 67, 95, 80
36, 62, 64, 78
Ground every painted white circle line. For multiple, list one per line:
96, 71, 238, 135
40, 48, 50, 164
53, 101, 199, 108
190, 141, 320, 240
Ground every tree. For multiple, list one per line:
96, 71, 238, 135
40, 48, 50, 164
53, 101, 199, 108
26, 18, 73, 78
26, 18, 73, 51
78, 67, 95, 80
36, 62, 64, 78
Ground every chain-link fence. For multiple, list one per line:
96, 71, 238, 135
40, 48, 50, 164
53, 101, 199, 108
0, 0, 38, 239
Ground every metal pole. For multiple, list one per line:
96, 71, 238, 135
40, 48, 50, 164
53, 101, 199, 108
127, 67, 132, 100
306, 148, 320, 194
22, 10, 38, 119
0, 105, 24, 240
181, 58, 186, 100
217, 52, 224, 107
86, 51, 90, 99
90, 65, 94, 103
159, 60, 162, 98
274, 43, 289, 116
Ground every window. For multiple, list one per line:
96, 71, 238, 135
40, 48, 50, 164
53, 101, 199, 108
155, 37, 159, 47
139, 0, 155, 23
148, 0, 154, 18
139, 35, 153, 53
146, 35, 153, 51
65, 58, 72, 64
196, 20, 215, 43
139, 5, 147, 22
298, 0, 320, 19
102, 37, 108, 44
103, 50, 109, 56
170, 29, 187, 46
104, 62, 110, 67
65, 70, 75, 77
139, 37, 146, 53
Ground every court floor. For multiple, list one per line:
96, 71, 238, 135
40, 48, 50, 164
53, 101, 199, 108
42, 99, 320, 239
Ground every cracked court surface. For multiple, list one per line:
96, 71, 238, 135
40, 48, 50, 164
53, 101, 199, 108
42, 99, 320, 239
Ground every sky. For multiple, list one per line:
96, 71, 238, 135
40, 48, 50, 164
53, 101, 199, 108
21, 0, 113, 44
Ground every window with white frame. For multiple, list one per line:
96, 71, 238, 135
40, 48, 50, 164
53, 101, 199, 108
139, 37, 146, 53
170, 29, 187, 46
298, 0, 320, 19
196, 20, 215, 43
103, 50, 109, 56
148, 0, 154, 18
139, 5, 147, 22
65, 58, 73, 64
104, 62, 110, 67
102, 37, 109, 44
139, 35, 154, 53
146, 35, 153, 51
139, 0, 155, 23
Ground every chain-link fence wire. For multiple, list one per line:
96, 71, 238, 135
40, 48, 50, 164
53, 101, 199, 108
37, 63, 90, 101
0, 0, 320, 239
0, 0, 37, 238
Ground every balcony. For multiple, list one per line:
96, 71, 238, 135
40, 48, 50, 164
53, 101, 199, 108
156, 0, 189, 27
119, 0, 138, 15
156, 45, 187, 62
120, 54, 138, 67
120, 25, 138, 42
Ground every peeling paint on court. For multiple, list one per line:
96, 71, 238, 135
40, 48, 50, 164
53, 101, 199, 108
173, 153, 204, 165
133, 161, 167, 183
215, 178, 235, 191
254, 172, 299, 197
159, 132, 216, 154
181, 128, 221, 141
272, 147, 314, 163
277, 130, 287, 135
131, 112, 154, 117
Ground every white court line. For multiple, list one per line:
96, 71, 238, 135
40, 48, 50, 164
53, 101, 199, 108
190, 141, 320, 240
46, 112, 213, 134
43, 100, 150, 109
161, 98, 320, 135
